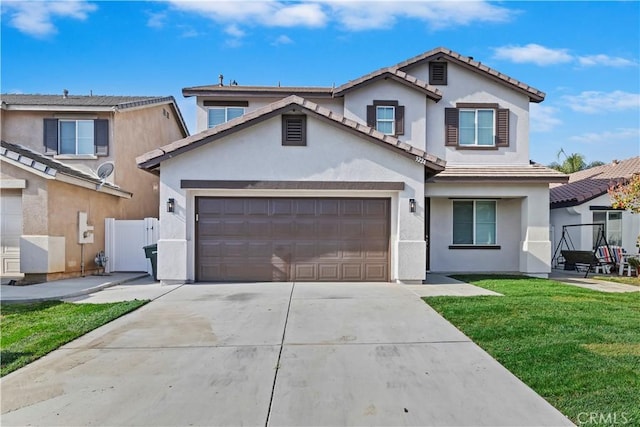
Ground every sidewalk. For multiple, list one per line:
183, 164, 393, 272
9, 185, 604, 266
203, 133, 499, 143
550, 269, 639, 293
0, 272, 151, 303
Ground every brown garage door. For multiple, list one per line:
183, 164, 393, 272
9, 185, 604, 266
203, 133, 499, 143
196, 197, 389, 282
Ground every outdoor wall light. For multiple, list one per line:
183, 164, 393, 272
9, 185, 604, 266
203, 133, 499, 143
409, 198, 416, 213
167, 198, 175, 213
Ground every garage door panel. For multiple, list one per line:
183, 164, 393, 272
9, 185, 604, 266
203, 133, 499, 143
196, 198, 389, 282
271, 200, 293, 215
318, 200, 339, 216
294, 264, 317, 281
342, 264, 363, 280
247, 199, 269, 215
318, 264, 340, 281
365, 264, 387, 281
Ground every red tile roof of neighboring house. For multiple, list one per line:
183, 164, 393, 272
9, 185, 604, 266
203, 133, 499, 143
137, 95, 446, 172
549, 157, 640, 208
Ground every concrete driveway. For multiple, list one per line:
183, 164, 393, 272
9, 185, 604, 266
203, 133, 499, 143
1, 282, 572, 426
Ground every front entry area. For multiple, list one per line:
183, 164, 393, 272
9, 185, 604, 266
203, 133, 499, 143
196, 197, 390, 282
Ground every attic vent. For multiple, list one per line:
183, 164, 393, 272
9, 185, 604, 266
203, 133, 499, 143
282, 115, 306, 146
429, 62, 447, 85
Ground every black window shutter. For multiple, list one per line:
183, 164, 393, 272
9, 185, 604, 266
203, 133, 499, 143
496, 109, 509, 147
43, 118, 58, 155
282, 115, 306, 146
94, 119, 109, 156
444, 108, 459, 146
395, 105, 405, 136
366, 105, 376, 128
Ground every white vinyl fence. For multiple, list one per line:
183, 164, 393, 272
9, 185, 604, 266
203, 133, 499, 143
105, 218, 158, 274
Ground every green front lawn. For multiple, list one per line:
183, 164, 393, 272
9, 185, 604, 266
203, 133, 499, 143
425, 275, 639, 426
1, 300, 147, 376
593, 275, 640, 286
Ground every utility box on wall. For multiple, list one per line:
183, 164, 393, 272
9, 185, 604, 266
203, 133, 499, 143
78, 211, 94, 244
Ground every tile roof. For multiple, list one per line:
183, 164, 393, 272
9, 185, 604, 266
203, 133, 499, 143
550, 157, 640, 207
1, 94, 190, 138
137, 95, 446, 172
181, 46, 544, 103
333, 68, 442, 101
394, 47, 546, 103
1, 140, 132, 198
427, 164, 569, 183
1, 94, 172, 109
182, 85, 334, 98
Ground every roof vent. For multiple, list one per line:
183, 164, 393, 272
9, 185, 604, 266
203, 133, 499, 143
612, 159, 619, 165
63, 89, 68, 98
218, 74, 224, 86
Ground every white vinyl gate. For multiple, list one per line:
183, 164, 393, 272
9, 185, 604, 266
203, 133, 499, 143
105, 218, 158, 274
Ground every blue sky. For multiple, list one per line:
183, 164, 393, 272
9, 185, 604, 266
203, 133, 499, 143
2, 0, 639, 166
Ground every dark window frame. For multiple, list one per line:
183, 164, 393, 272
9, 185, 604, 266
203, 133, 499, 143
43, 118, 109, 157
366, 100, 405, 136
445, 103, 509, 149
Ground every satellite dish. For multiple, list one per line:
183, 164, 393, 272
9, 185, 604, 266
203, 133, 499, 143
95, 162, 115, 190
96, 162, 115, 179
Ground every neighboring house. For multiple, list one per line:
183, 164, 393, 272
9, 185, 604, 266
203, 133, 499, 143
0, 94, 188, 282
550, 157, 640, 259
137, 46, 567, 284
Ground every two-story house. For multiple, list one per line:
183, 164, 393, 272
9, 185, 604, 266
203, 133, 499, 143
137, 47, 567, 284
1, 94, 188, 283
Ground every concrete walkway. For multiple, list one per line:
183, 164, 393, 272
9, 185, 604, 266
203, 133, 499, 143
0, 272, 152, 303
1, 282, 572, 426
549, 270, 639, 293
407, 273, 503, 297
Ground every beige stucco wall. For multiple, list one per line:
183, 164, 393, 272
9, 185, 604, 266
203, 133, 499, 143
113, 104, 186, 219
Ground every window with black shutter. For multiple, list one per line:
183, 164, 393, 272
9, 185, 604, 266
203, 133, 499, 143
444, 104, 510, 149
42, 118, 109, 156
429, 62, 447, 85
366, 100, 404, 136
282, 115, 306, 146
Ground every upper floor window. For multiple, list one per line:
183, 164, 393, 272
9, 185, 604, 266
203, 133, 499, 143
60, 120, 94, 155
445, 103, 509, 149
459, 109, 494, 146
376, 106, 395, 135
366, 100, 404, 136
452, 200, 497, 245
43, 118, 108, 157
207, 107, 244, 128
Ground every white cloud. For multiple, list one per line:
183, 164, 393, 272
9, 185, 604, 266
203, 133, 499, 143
530, 104, 562, 132
147, 11, 167, 29
225, 24, 245, 38
166, 1, 326, 28
577, 54, 637, 68
163, 0, 512, 32
569, 128, 640, 144
493, 44, 638, 68
2, 0, 96, 37
493, 44, 573, 66
563, 91, 640, 114
272, 35, 294, 46
324, 0, 513, 31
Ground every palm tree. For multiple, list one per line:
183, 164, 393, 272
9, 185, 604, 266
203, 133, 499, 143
548, 149, 604, 174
